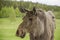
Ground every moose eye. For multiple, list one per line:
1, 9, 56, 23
29, 18, 32, 21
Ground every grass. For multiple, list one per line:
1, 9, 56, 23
55, 19, 60, 40
0, 18, 29, 40
0, 18, 60, 40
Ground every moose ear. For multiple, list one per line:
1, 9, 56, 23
33, 7, 36, 12
18, 6, 29, 13
32, 7, 37, 15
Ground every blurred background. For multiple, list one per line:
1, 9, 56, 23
0, 0, 60, 40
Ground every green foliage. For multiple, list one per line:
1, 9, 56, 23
0, 1, 60, 19
0, 6, 16, 21
15, 7, 20, 17
0, 7, 9, 18
54, 12, 60, 19
0, 6, 25, 21
8, 7, 16, 21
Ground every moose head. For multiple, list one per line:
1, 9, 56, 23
16, 7, 45, 38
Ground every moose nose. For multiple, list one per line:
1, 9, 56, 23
16, 30, 19, 36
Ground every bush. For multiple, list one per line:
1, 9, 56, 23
54, 11, 60, 19
8, 7, 16, 21
0, 7, 9, 18
0, 6, 16, 21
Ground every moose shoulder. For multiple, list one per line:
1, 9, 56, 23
16, 7, 55, 40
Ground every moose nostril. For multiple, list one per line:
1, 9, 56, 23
16, 30, 19, 35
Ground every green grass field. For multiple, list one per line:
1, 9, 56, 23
0, 18, 60, 40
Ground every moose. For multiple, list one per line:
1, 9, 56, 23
16, 7, 55, 40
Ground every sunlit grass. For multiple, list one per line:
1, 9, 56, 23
0, 18, 60, 40
0, 18, 29, 40
54, 19, 60, 40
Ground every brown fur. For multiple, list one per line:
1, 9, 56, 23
16, 7, 55, 40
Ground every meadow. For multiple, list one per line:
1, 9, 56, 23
0, 18, 60, 40
0, 0, 60, 40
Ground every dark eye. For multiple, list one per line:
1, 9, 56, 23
29, 18, 32, 21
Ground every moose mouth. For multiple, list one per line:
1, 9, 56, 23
19, 33, 26, 38
16, 30, 26, 38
